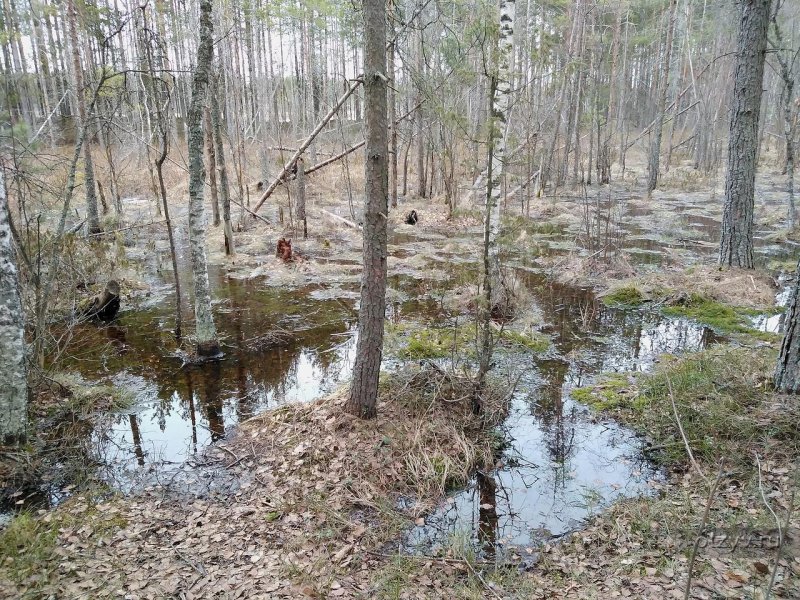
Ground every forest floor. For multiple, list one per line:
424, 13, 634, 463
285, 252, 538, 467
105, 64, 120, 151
1, 147, 799, 598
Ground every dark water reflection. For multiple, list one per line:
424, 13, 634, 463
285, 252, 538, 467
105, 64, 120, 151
403, 269, 721, 558
21, 219, 772, 555
59, 266, 361, 489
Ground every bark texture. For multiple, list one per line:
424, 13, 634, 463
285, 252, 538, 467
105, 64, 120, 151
478, 0, 515, 398
646, 0, 677, 193
776, 260, 800, 392
0, 171, 27, 444
187, 0, 219, 357
67, 0, 100, 234
209, 71, 235, 256
719, 0, 771, 268
345, 0, 388, 419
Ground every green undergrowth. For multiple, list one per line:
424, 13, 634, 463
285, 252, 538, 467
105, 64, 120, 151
0, 502, 127, 587
662, 293, 781, 341
386, 323, 550, 360
602, 285, 648, 307
572, 346, 800, 469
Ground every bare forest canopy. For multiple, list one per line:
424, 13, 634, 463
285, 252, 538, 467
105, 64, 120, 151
1, 0, 798, 191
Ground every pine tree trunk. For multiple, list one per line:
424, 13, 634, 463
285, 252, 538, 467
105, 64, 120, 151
719, 0, 771, 269
67, 0, 101, 234
646, 0, 678, 193
187, 0, 220, 357
345, 0, 388, 419
0, 171, 26, 444
775, 259, 800, 392
210, 70, 235, 256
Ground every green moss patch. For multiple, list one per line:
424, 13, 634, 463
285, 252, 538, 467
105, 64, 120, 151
498, 329, 550, 353
577, 346, 800, 469
571, 373, 639, 411
662, 293, 780, 341
602, 286, 647, 307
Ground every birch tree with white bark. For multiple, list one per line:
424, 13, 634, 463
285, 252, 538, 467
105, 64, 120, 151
0, 171, 27, 444
187, 0, 220, 357
477, 0, 515, 408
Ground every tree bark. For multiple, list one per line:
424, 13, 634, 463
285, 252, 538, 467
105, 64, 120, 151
204, 106, 221, 227
210, 69, 235, 256
719, 0, 771, 268
776, 259, 800, 392
296, 156, 307, 239
345, 0, 388, 419
646, 0, 678, 193
478, 0, 515, 407
67, 0, 101, 234
187, 0, 220, 357
0, 170, 27, 444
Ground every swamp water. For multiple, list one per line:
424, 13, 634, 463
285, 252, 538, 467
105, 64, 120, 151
16, 208, 788, 558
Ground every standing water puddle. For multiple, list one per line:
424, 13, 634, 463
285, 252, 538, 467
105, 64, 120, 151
23, 222, 762, 559
402, 269, 721, 558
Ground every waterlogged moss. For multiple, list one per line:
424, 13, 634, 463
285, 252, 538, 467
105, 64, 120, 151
579, 346, 800, 469
602, 286, 646, 307
397, 327, 459, 360
662, 293, 779, 341
499, 329, 551, 353
50, 372, 136, 414
571, 374, 640, 411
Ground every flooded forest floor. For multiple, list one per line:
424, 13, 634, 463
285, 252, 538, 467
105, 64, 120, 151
2, 150, 800, 598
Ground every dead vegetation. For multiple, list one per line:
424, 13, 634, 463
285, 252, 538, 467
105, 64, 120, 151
0, 366, 512, 598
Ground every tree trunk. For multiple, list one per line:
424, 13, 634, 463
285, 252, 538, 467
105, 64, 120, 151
775, 259, 800, 392
187, 0, 220, 357
210, 69, 235, 256
345, 0, 388, 419
204, 106, 221, 227
478, 0, 516, 408
719, 0, 771, 269
296, 156, 307, 239
67, 0, 101, 234
770, 13, 796, 228
646, 0, 678, 193
0, 170, 27, 444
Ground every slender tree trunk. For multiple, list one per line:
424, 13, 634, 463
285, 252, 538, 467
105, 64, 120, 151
67, 0, 101, 234
719, 0, 771, 269
296, 156, 307, 239
345, 0, 388, 419
478, 0, 515, 410
0, 171, 26, 444
204, 106, 221, 226
776, 258, 800, 392
187, 0, 220, 357
388, 0, 398, 209
646, 0, 678, 193
770, 14, 796, 228
210, 69, 235, 256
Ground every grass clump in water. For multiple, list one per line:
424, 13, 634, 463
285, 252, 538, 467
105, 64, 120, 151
662, 293, 779, 341
602, 286, 647, 307
47, 372, 136, 415
571, 373, 639, 411
499, 329, 550, 353
396, 327, 458, 360
582, 346, 800, 469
